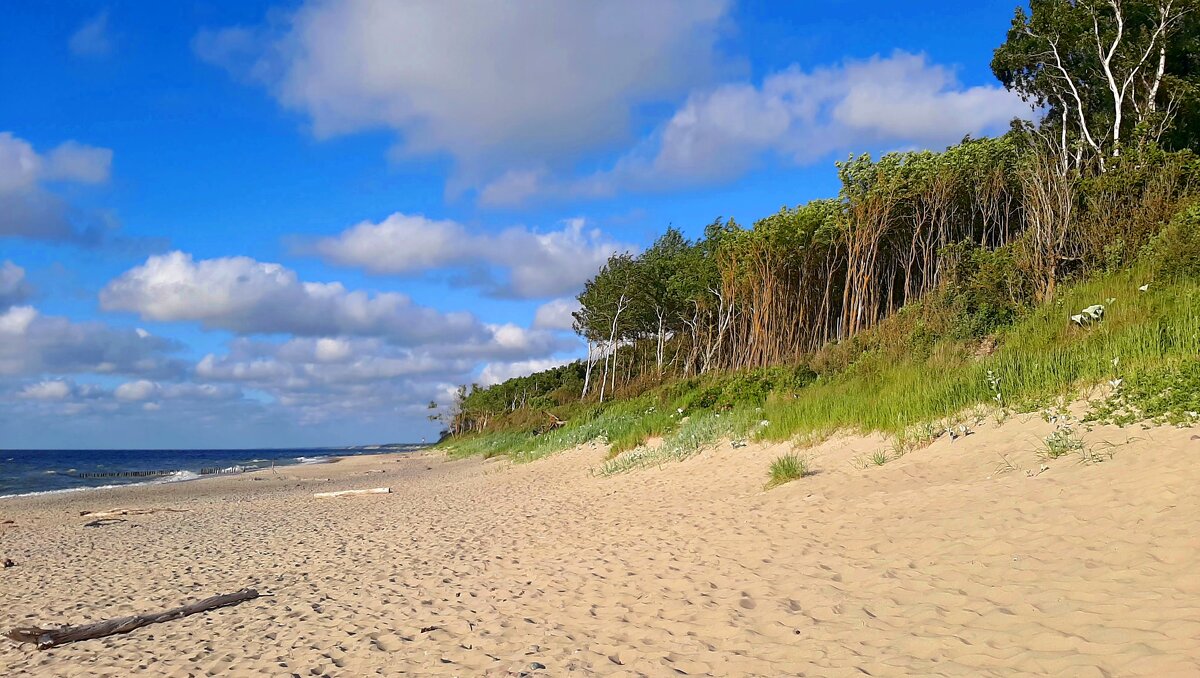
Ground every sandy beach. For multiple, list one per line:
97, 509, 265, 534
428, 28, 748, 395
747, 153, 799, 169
2, 412, 1198, 677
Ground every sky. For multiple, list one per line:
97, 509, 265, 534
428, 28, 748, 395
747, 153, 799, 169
0, 0, 1034, 449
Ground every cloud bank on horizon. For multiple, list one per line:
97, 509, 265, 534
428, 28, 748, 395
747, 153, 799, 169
0, 0, 1033, 447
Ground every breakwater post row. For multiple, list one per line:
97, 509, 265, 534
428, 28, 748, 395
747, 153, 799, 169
73, 465, 249, 479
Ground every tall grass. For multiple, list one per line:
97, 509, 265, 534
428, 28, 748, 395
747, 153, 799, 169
759, 270, 1200, 440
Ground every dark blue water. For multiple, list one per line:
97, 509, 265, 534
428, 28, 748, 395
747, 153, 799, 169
0, 446, 426, 498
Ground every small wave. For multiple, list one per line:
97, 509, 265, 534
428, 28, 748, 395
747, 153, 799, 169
0, 483, 126, 500
295, 455, 333, 465
159, 470, 201, 483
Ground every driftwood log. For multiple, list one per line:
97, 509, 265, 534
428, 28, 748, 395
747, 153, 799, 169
6, 588, 260, 650
82, 518, 127, 528
313, 487, 390, 498
78, 508, 189, 520
533, 411, 567, 435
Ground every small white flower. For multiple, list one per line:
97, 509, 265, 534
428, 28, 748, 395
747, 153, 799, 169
1139, 284, 1150, 292
1109, 378, 1123, 389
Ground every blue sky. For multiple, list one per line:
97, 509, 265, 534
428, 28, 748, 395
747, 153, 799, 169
0, 0, 1032, 448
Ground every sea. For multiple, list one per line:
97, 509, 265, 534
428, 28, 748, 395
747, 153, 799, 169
0, 445, 426, 499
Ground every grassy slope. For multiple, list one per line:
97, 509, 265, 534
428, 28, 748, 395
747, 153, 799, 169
439, 268, 1200, 472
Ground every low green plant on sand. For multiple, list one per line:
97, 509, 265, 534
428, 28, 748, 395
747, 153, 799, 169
766, 454, 809, 488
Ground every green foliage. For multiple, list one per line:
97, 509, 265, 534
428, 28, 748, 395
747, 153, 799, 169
938, 241, 1033, 339
1145, 202, 1200, 280
757, 269, 1200, 440
1087, 359, 1200, 426
765, 454, 809, 488
1041, 428, 1085, 459
596, 406, 759, 476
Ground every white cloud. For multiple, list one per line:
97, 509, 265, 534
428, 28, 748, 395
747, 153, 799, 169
196, 0, 732, 187
7, 378, 242, 417
20, 380, 73, 401
482, 51, 1034, 203
114, 379, 159, 401
0, 261, 32, 309
0, 131, 116, 243
533, 298, 581, 331
69, 11, 114, 57
0, 305, 182, 378
312, 214, 631, 298
100, 251, 485, 344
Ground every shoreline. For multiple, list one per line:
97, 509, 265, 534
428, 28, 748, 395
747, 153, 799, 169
2, 415, 1198, 675
0, 448, 423, 501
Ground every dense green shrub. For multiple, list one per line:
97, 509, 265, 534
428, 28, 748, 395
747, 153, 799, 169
1146, 202, 1200, 280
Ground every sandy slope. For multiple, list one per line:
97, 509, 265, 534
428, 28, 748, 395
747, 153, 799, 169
1, 412, 1198, 677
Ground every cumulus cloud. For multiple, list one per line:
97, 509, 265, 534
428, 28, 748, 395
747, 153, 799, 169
481, 51, 1035, 204
19, 379, 74, 401
69, 11, 114, 57
0, 305, 182, 378
533, 297, 581, 331
0, 261, 32, 309
197, 325, 571, 388
100, 251, 485, 344
114, 379, 159, 402
0, 131, 117, 243
195, 0, 732, 187
191, 318, 577, 424
7, 377, 242, 422
311, 214, 631, 298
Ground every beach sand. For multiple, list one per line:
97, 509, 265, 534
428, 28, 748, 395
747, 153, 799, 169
1, 412, 1198, 676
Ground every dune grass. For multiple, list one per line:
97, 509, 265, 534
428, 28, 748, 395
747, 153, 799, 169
765, 454, 809, 488
758, 269, 1200, 441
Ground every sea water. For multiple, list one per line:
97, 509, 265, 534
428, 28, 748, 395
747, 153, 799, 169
0, 445, 425, 499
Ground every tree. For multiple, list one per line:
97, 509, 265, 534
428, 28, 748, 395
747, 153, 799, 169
993, 0, 1196, 168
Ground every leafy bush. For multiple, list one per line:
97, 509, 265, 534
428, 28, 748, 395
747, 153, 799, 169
1145, 202, 1200, 281
939, 241, 1033, 340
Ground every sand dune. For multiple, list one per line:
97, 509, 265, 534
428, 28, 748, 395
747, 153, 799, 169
1, 412, 1198, 676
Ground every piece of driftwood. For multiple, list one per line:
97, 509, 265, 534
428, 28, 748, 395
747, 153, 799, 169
313, 487, 391, 498
83, 518, 127, 528
533, 411, 567, 435
6, 588, 260, 650
78, 508, 189, 519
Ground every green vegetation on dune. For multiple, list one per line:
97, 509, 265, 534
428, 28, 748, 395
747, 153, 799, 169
437, 1, 1200, 472
440, 266, 1200, 470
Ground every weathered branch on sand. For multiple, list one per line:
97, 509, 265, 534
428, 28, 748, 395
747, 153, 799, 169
82, 518, 128, 528
313, 487, 391, 498
78, 508, 190, 520
6, 588, 260, 650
